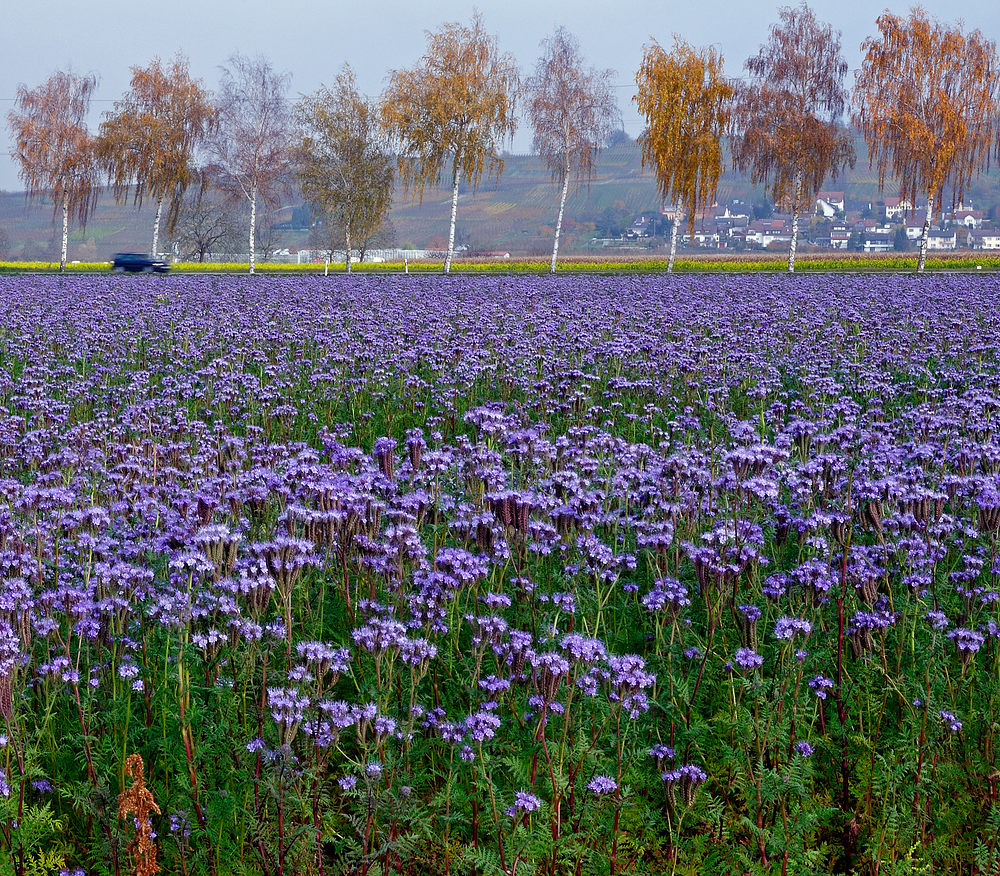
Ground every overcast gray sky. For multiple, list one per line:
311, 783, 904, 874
3, 0, 999, 192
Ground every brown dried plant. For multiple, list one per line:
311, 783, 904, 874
635, 38, 733, 273
118, 754, 161, 876
853, 7, 1000, 272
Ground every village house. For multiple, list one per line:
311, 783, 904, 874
815, 191, 846, 218
882, 197, 912, 221
683, 228, 721, 247
862, 231, 893, 253
970, 229, 1000, 250
747, 218, 792, 249
925, 228, 957, 250
627, 214, 661, 238
949, 208, 984, 229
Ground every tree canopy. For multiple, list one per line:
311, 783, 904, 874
853, 7, 1000, 270
526, 27, 620, 272
381, 12, 519, 272
635, 38, 732, 271
295, 65, 394, 272
8, 70, 100, 272
96, 55, 215, 255
730, 2, 855, 270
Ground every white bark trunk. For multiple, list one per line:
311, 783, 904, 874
345, 226, 352, 274
444, 161, 461, 275
668, 205, 681, 273
788, 170, 802, 273
150, 198, 163, 259
248, 187, 257, 275
151, 197, 163, 258
60, 200, 68, 274
550, 165, 570, 274
918, 194, 934, 273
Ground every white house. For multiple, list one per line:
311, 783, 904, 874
952, 209, 983, 229
926, 229, 957, 250
970, 230, 1000, 250
862, 232, 893, 253
816, 191, 846, 218
883, 197, 913, 221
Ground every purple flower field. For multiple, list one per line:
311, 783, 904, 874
1, 273, 1000, 874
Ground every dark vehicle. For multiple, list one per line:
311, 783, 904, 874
111, 253, 169, 273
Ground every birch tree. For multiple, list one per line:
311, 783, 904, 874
295, 65, 394, 273
209, 54, 291, 274
381, 12, 519, 274
96, 55, 215, 258
634, 38, 732, 273
853, 8, 1000, 272
730, 2, 855, 271
525, 28, 619, 272
7, 70, 99, 273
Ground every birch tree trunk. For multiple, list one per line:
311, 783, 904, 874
248, 186, 257, 275
59, 199, 69, 274
668, 205, 681, 274
550, 163, 571, 274
151, 197, 164, 258
444, 159, 461, 275
345, 225, 352, 274
787, 170, 803, 273
917, 193, 934, 273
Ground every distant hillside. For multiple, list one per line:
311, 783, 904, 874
2, 139, 999, 261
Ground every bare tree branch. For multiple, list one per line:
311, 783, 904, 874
526, 27, 620, 272
208, 53, 292, 274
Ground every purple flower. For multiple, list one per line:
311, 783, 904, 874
774, 616, 812, 640
587, 775, 618, 796
607, 654, 656, 717
661, 763, 708, 805
643, 578, 690, 612
465, 710, 501, 744
926, 609, 949, 631
733, 648, 763, 671
809, 675, 834, 699
506, 790, 542, 817
939, 710, 962, 733
794, 741, 814, 758
947, 627, 985, 654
